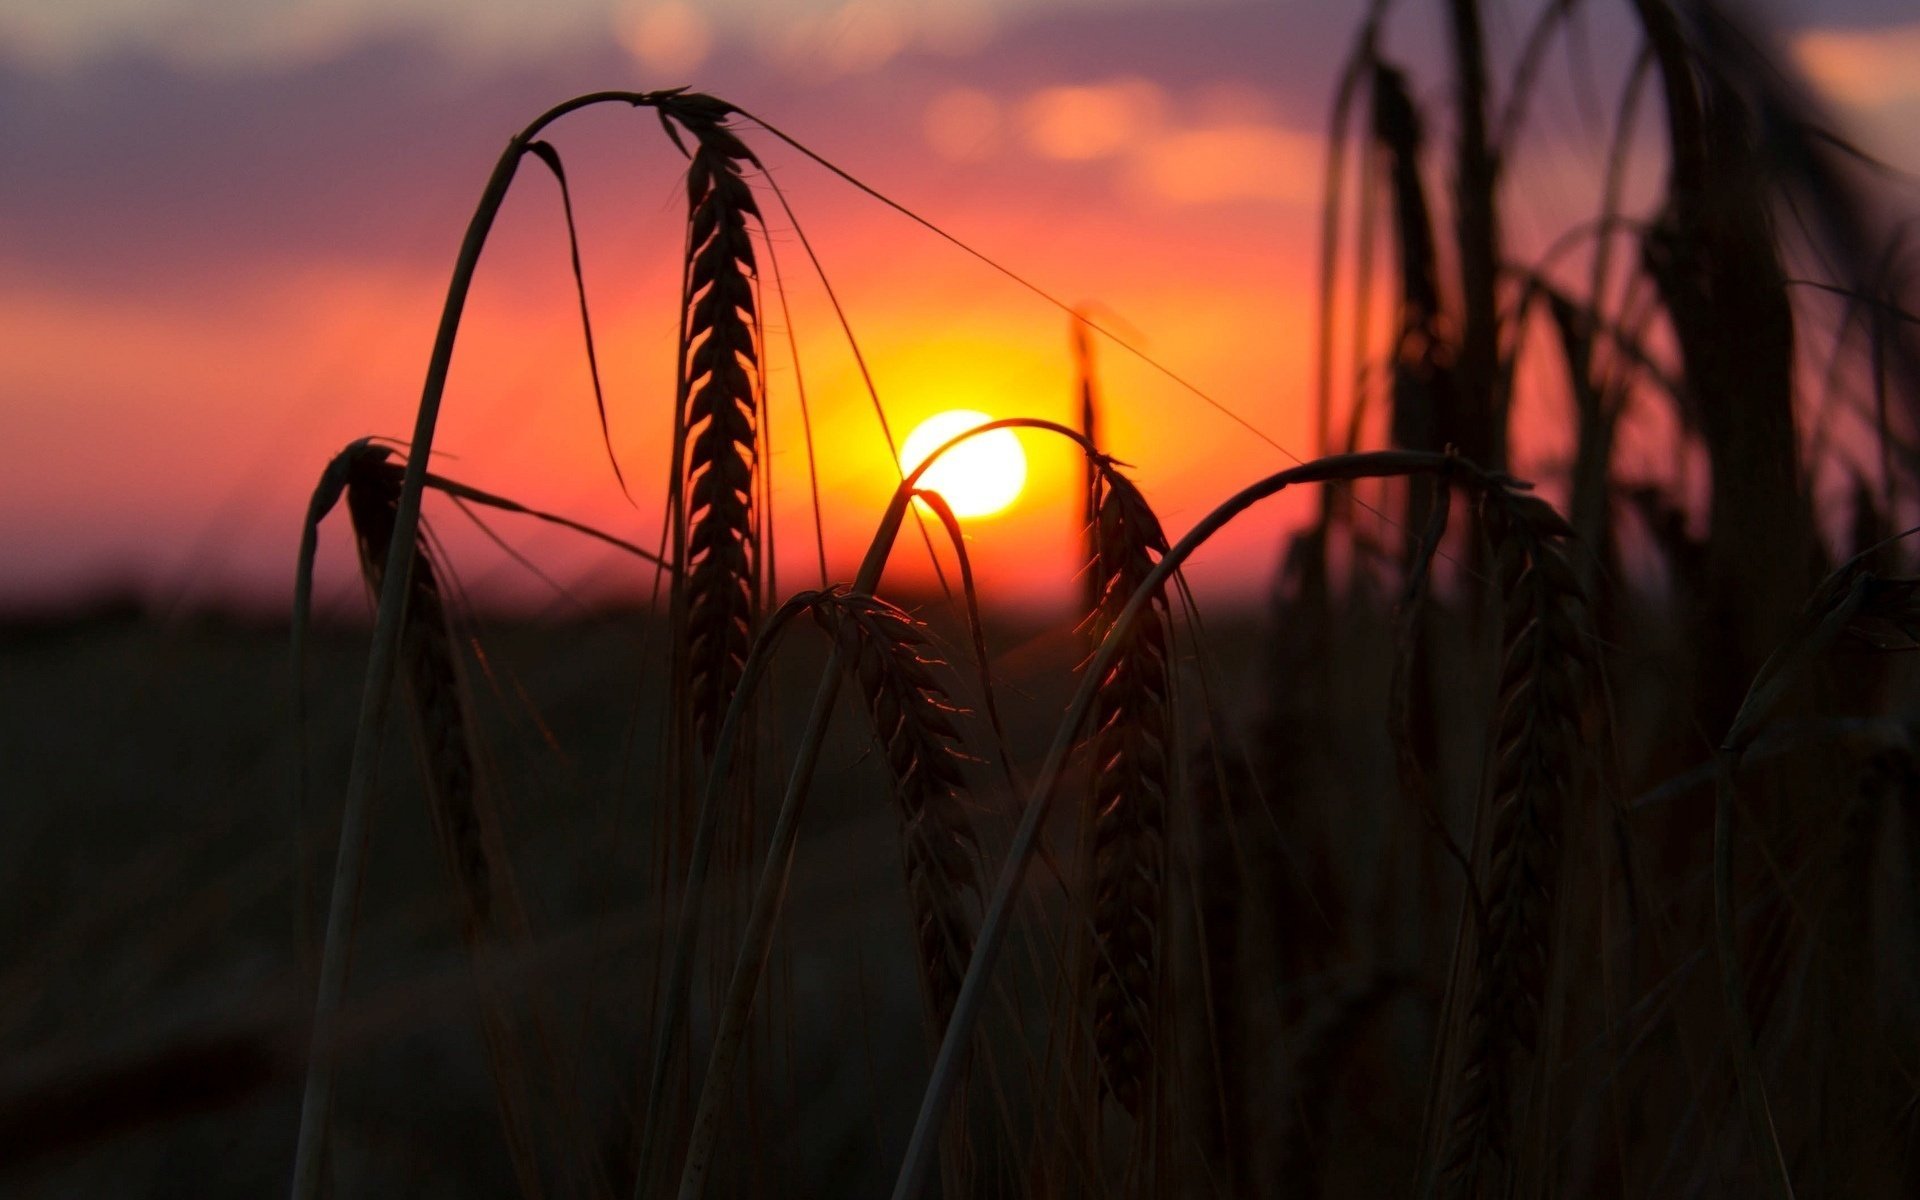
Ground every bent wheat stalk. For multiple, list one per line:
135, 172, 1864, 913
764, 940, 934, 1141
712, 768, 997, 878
296, 88, 722, 1200
673, 418, 1102, 1199
891, 449, 1515, 1200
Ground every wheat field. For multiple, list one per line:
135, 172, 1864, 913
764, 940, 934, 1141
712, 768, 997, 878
5, 0, 1920, 1197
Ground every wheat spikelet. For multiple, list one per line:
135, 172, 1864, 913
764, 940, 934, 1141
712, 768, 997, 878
814, 589, 981, 1034
342, 446, 497, 931
672, 101, 764, 756
1438, 485, 1591, 1196
1084, 464, 1174, 1118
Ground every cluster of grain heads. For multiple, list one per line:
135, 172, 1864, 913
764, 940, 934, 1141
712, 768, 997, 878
1436, 483, 1593, 1199
814, 589, 984, 1038
667, 97, 767, 758
1084, 464, 1174, 1120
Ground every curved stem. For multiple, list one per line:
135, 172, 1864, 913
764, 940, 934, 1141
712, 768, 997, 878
291, 89, 671, 1200
890, 449, 1467, 1200
672, 418, 1102, 1197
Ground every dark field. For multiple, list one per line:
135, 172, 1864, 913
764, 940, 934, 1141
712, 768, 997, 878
0, 604, 1263, 1196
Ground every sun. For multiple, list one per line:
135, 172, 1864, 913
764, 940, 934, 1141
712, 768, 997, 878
900, 409, 1028, 519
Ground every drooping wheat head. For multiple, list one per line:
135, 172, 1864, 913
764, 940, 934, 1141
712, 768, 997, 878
342, 445, 498, 934
814, 589, 982, 1036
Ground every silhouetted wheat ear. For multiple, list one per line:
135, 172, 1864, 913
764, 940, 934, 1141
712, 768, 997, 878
675, 102, 764, 755
1439, 485, 1592, 1196
1085, 464, 1173, 1119
343, 447, 496, 933
815, 590, 982, 1035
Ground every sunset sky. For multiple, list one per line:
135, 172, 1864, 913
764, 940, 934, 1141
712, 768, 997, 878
3, 0, 1917, 615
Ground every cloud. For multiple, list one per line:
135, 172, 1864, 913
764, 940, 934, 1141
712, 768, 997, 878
620, 2, 713, 74
1792, 21, 1920, 106
1020, 78, 1166, 161
1126, 122, 1321, 206
1790, 21, 1920, 175
0, 1, 1334, 608
1001, 75, 1319, 207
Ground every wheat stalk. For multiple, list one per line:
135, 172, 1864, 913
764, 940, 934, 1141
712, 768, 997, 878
1705, 533, 1920, 1200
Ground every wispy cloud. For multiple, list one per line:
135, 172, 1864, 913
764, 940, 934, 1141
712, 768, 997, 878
933, 75, 1320, 207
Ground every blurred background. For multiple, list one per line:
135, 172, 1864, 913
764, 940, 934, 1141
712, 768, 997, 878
3, 0, 1915, 616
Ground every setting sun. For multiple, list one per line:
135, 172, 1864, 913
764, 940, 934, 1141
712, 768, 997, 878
899, 409, 1029, 519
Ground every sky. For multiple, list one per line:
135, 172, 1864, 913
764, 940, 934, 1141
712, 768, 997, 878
2, 0, 1917, 617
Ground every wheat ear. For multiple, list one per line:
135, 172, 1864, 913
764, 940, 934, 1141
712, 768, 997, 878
670, 101, 764, 756
817, 591, 983, 1033
1084, 465, 1174, 1118
1437, 485, 1592, 1198
341, 447, 497, 929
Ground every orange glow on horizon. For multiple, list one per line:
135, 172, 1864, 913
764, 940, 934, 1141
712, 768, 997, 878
900, 409, 1029, 519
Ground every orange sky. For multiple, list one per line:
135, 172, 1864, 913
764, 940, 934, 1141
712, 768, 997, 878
2, 0, 1916, 616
